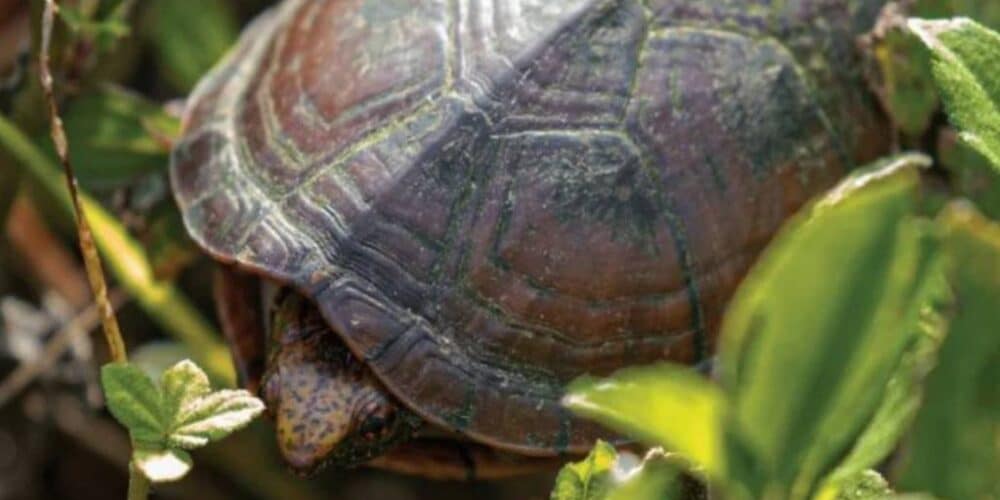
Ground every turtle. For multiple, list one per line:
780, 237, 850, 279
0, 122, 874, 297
171, 0, 890, 479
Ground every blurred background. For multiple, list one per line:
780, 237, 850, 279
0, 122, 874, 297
0, 1, 559, 498
0, 1, 997, 499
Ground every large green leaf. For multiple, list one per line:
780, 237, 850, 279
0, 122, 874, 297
144, 0, 238, 92
898, 204, 1000, 500
719, 155, 933, 499
564, 364, 725, 479
909, 18, 1000, 169
819, 226, 950, 496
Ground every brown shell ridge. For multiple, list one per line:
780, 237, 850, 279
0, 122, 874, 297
171, 0, 889, 455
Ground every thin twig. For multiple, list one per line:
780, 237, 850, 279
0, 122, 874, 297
0, 288, 128, 407
39, 0, 126, 363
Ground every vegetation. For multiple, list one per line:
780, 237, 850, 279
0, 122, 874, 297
0, 1, 995, 500
553, 16, 1000, 500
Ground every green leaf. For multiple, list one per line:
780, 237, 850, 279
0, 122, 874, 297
898, 203, 1000, 500
144, 0, 238, 91
57, 85, 179, 191
160, 360, 211, 430
874, 29, 938, 137
101, 363, 164, 446
168, 388, 265, 449
133, 444, 192, 483
551, 442, 686, 500
552, 440, 618, 500
564, 363, 724, 479
719, 155, 933, 499
908, 18, 1000, 169
820, 227, 950, 493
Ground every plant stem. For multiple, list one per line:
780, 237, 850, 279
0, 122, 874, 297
39, 0, 128, 363
127, 462, 150, 500
0, 114, 236, 384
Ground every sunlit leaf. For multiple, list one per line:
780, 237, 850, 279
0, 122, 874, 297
133, 444, 192, 483
552, 440, 618, 500
551, 442, 686, 500
160, 359, 211, 430
909, 18, 1000, 169
719, 154, 933, 499
168, 388, 265, 449
564, 364, 724, 479
898, 203, 1000, 500
101, 362, 164, 446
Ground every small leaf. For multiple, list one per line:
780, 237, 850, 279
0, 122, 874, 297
552, 440, 618, 500
101, 363, 164, 445
552, 442, 687, 500
564, 364, 724, 479
168, 389, 265, 449
829, 470, 893, 500
160, 359, 211, 428
898, 203, 1000, 500
908, 18, 1000, 169
133, 445, 192, 483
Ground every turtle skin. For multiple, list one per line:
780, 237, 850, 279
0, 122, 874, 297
172, 0, 889, 458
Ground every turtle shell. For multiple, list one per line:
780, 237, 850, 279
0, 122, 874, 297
171, 0, 888, 456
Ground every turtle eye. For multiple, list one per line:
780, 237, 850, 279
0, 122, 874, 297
359, 410, 395, 441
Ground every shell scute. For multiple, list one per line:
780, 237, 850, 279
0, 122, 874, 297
172, 0, 888, 454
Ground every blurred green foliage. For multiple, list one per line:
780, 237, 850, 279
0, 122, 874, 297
143, 0, 238, 92
898, 205, 1000, 499
56, 84, 178, 191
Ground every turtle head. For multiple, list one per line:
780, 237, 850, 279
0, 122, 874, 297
262, 290, 420, 474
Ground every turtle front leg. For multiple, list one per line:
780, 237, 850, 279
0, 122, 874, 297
262, 289, 419, 475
